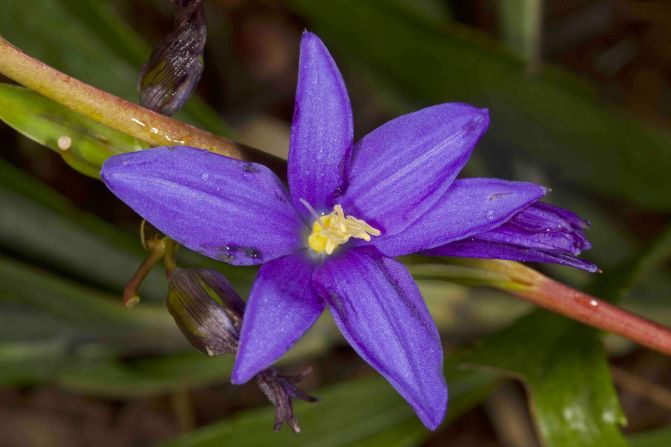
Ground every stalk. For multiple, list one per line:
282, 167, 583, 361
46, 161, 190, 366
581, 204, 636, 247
0, 35, 285, 174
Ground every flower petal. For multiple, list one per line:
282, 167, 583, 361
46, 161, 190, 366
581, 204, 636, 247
101, 147, 303, 265
288, 31, 353, 214
231, 252, 324, 384
313, 247, 447, 430
472, 203, 591, 256
340, 103, 489, 236
372, 178, 547, 257
425, 202, 598, 272
426, 239, 598, 272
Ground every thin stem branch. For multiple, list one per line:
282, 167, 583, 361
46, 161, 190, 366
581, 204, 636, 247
0, 35, 285, 174
123, 240, 166, 308
480, 260, 671, 356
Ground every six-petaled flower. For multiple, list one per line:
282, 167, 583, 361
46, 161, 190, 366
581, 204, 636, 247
101, 31, 595, 430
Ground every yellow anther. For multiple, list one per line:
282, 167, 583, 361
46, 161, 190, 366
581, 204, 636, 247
307, 204, 381, 255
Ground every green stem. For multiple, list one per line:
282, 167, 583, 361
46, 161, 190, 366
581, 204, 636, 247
0, 35, 285, 174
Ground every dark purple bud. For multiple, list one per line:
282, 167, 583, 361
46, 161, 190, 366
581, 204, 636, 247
255, 367, 318, 433
166, 268, 244, 356
139, 0, 206, 115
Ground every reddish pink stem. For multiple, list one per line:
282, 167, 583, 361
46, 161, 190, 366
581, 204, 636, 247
480, 260, 671, 355
519, 276, 671, 355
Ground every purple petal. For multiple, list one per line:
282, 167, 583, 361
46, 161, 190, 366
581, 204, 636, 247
288, 31, 353, 214
372, 178, 547, 257
474, 203, 591, 255
339, 103, 489, 236
232, 252, 324, 384
101, 147, 303, 266
427, 239, 598, 272
533, 202, 590, 230
425, 202, 598, 272
313, 247, 447, 430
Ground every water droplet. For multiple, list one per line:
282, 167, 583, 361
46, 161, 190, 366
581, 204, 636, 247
201, 173, 210, 181
131, 117, 146, 127
573, 293, 600, 310
488, 192, 511, 201
216, 245, 237, 263
274, 191, 288, 203
486, 210, 495, 220
244, 247, 262, 260
57, 136, 72, 151
243, 163, 260, 173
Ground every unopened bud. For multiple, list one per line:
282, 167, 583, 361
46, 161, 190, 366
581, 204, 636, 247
139, 0, 206, 115
166, 268, 244, 355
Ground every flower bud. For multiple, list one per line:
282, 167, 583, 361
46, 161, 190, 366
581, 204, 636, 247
166, 268, 244, 356
139, 0, 206, 115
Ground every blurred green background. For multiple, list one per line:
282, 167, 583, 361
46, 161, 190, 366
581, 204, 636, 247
1, 0, 671, 446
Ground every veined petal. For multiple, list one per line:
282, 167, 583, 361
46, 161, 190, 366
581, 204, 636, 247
340, 103, 489, 236
474, 203, 591, 256
288, 31, 353, 214
425, 202, 597, 272
232, 252, 324, 384
313, 247, 447, 430
101, 147, 303, 266
533, 202, 590, 230
372, 178, 547, 257
427, 239, 598, 272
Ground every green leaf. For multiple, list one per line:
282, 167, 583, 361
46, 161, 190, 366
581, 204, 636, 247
57, 352, 233, 397
0, 255, 186, 389
0, 255, 236, 396
591, 222, 671, 303
497, 0, 543, 64
159, 369, 497, 447
0, 157, 166, 300
628, 426, 671, 447
0, 255, 177, 342
385, 0, 452, 26
290, 0, 671, 210
0, 83, 146, 176
1, 0, 230, 135
456, 311, 628, 447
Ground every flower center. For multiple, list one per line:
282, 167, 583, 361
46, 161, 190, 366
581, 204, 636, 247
304, 203, 381, 255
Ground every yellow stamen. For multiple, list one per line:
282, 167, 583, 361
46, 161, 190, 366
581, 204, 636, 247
307, 204, 381, 255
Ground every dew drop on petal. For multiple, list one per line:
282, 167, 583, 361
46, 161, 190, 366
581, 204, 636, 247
243, 163, 260, 173
244, 247, 262, 260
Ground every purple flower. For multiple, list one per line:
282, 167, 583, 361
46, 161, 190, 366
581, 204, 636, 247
101, 32, 595, 430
